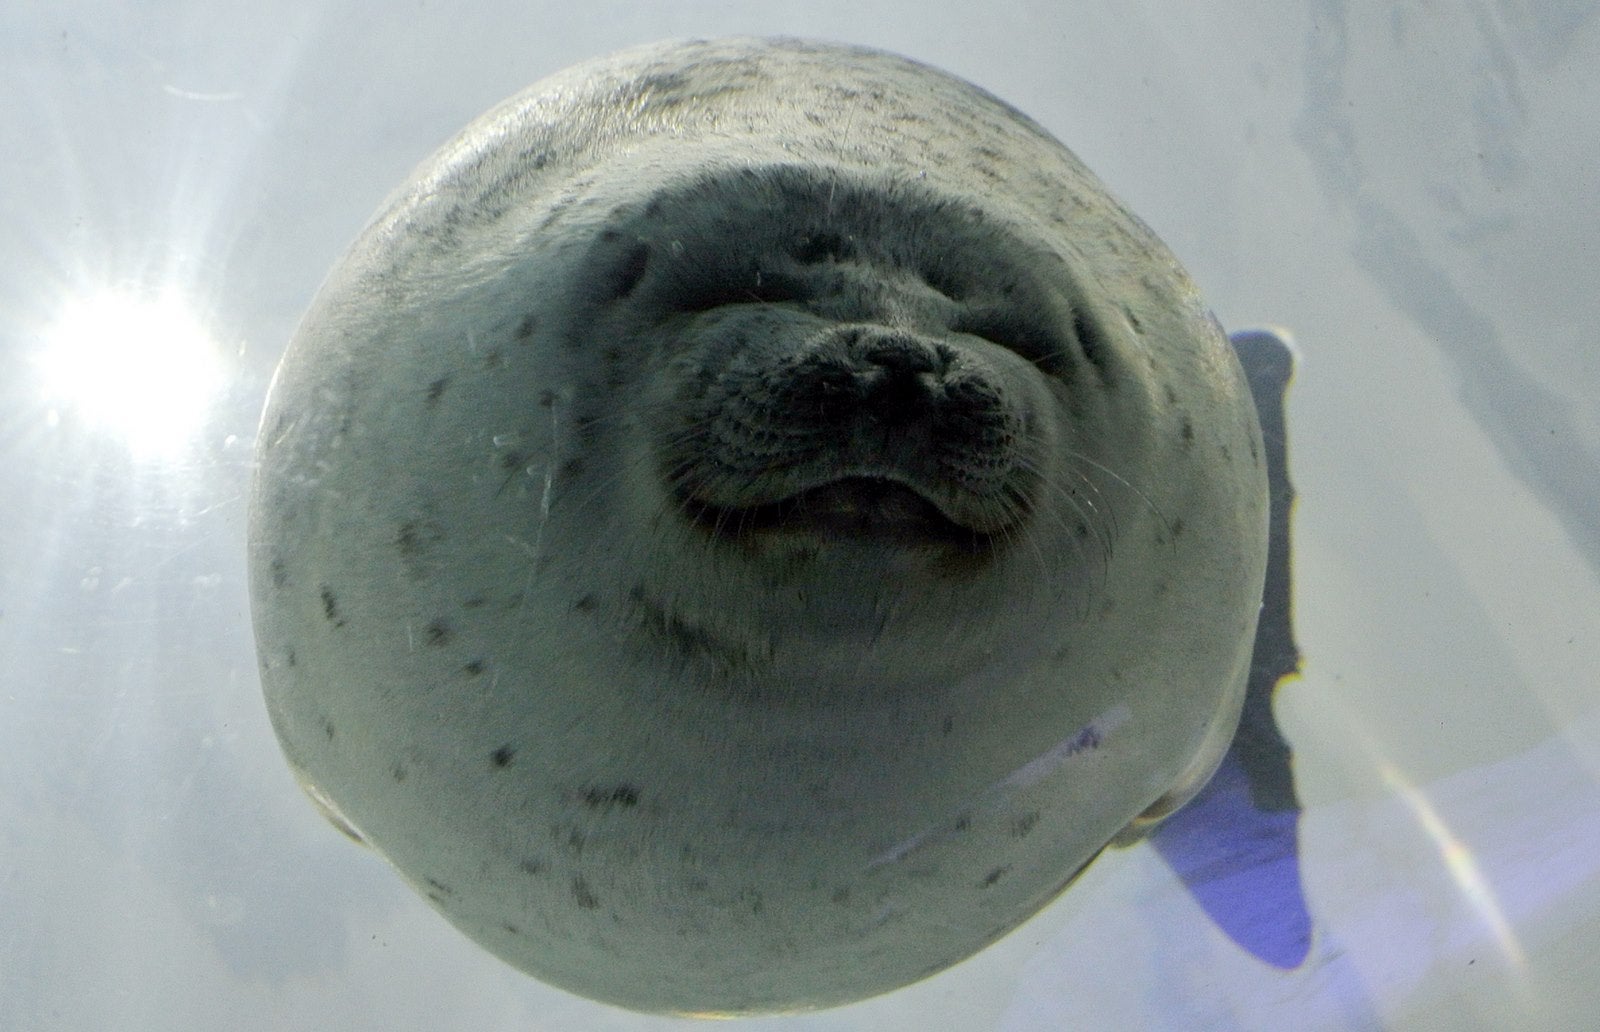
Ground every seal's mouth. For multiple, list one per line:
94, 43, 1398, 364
682, 476, 994, 553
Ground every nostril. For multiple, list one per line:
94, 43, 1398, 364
866, 366, 938, 422
817, 328, 951, 423
848, 328, 947, 377
792, 326, 956, 424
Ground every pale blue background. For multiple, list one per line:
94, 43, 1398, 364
3, 2, 1597, 1029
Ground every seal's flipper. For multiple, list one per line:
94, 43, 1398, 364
1150, 327, 1311, 969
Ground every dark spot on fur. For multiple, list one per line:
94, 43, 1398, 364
941, 716, 954, 735
981, 866, 1009, 888
396, 520, 446, 578
582, 784, 639, 810
285, 648, 296, 668
425, 619, 452, 647
512, 145, 549, 171
520, 858, 546, 876
1164, 384, 1179, 405
463, 658, 486, 676
425, 376, 450, 405
560, 456, 586, 478
502, 922, 520, 935
484, 349, 503, 369
971, 145, 1004, 181
1171, 517, 1185, 537
1181, 417, 1195, 444
319, 586, 346, 628
831, 887, 851, 905
627, 584, 754, 673
491, 744, 516, 768
270, 557, 288, 589
515, 314, 537, 342
334, 388, 357, 437
1011, 812, 1040, 838
499, 450, 527, 472
572, 594, 597, 612
463, 595, 488, 609
741, 888, 764, 915
572, 876, 599, 910
954, 815, 971, 832
539, 390, 556, 407
424, 877, 454, 897
390, 763, 407, 782
319, 718, 337, 741
636, 69, 692, 97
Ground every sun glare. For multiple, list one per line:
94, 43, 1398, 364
35, 289, 225, 457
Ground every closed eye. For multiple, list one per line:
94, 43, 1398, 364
789, 231, 855, 265
669, 270, 808, 314
950, 307, 1071, 375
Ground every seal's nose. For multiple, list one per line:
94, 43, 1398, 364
853, 327, 945, 374
833, 326, 954, 424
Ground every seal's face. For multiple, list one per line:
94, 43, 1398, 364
538, 164, 1165, 693
250, 38, 1268, 1015
638, 173, 1078, 553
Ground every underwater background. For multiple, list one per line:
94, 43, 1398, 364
2, 2, 1597, 1029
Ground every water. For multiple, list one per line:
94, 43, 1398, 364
2, 4, 1597, 1029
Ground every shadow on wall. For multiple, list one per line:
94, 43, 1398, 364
1151, 328, 1312, 971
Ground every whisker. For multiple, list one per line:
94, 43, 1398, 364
1059, 449, 1174, 547
1011, 451, 1110, 564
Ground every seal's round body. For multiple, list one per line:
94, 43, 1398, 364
250, 37, 1268, 1014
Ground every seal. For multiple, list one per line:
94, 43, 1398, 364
249, 37, 1269, 1015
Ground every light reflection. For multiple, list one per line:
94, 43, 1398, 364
1377, 760, 1528, 975
34, 288, 224, 458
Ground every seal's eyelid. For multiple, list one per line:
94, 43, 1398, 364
607, 243, 651, 301
1070, 308, 1113, 373
788, 231, 855, 264
919, 263, 970, 303
950, 308, 1070, 373
670, 271, 808, 313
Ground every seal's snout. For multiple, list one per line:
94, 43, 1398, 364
793, 325, 954, 428
661, 320, 1038, 546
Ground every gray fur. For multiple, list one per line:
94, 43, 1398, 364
249, 37, 1267, 1015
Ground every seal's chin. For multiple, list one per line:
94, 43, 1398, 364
682, 476, 995, 553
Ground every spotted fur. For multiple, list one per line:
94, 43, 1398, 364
249, 37, 1268, 1015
